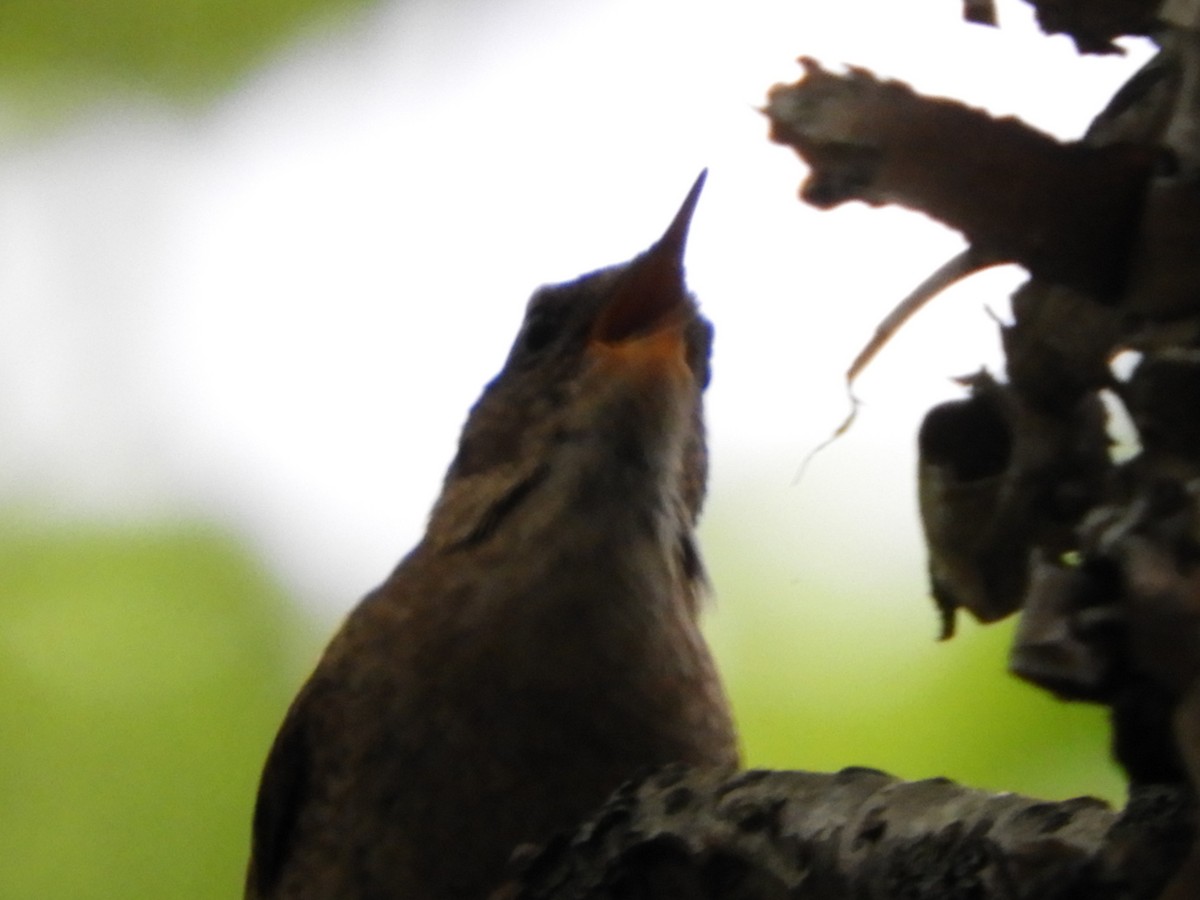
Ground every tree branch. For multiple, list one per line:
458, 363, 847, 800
501, 767, 1194, 899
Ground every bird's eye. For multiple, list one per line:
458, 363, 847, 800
520, 308, 563, 354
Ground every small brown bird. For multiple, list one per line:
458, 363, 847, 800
245, 172, 739, 899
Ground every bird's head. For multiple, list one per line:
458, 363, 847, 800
427, 173, 713, 553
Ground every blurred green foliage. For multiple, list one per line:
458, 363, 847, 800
0, 0, 379, 112
0, 520, 316, 898
0, 514, 1126, 898
704, 516, 1126, 805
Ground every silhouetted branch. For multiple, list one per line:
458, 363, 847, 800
501, 767, 1194, 899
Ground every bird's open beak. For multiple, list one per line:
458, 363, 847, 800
590, 170, 706, 356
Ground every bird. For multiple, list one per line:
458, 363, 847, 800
244, 171, 740, 899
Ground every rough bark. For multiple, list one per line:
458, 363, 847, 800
498, 767, 1194, 899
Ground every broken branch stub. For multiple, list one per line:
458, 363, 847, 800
765, 58, 1156, 300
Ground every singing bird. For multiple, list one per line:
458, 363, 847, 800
245, 172, 739, 899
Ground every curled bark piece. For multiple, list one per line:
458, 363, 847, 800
802, 248, 1003, 468
499, 766, 1193, 900
918, 373, 1111, 636
846, 248, 1004, 387
765, 58, 1157, 298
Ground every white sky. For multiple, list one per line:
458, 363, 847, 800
0, 0, 1154, 619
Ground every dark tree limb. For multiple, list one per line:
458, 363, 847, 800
499, 767, 1194, 899
764, 58, 1157, 300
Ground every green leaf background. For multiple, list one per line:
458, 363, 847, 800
0, 512, 1123, 898
0, 0, 376, 112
